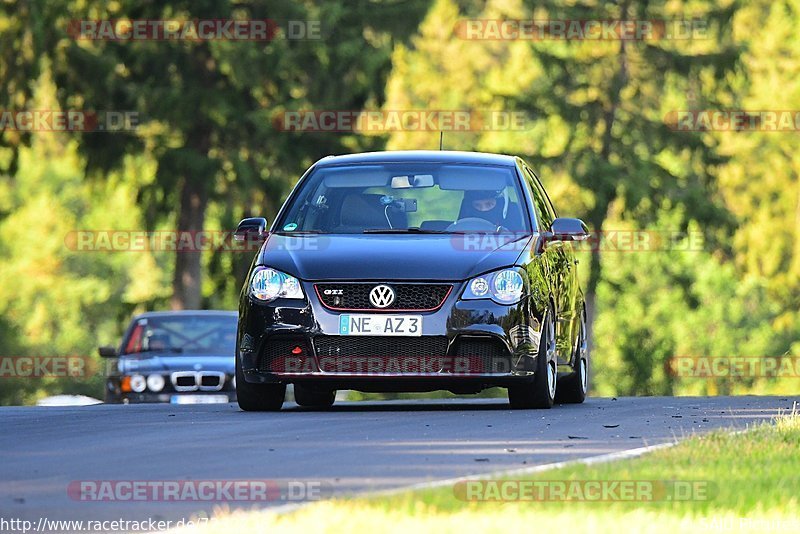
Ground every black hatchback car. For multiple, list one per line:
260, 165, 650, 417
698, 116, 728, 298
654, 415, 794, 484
100, 310, 238, 404
235, 151, 590, 410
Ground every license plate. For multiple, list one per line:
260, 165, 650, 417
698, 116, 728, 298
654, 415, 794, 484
170, 395, 229, 404
339, 314, 422, 336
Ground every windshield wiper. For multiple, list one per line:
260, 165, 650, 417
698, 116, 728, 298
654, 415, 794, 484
362, 228, 448, 234
139, 347, 184, 354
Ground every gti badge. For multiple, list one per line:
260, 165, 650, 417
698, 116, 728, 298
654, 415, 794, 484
369, 285, 395, 308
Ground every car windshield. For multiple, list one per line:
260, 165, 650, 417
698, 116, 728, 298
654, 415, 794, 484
276, 163, 530, 234
121, 314, 236, 356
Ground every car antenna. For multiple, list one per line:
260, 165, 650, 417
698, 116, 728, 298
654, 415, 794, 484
439, 131, 444, 150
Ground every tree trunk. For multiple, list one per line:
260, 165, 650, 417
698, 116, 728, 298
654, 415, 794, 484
585, 10, 628, 354
170, 178, 208, 310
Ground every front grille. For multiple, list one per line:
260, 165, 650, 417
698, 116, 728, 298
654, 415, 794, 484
175, 375, 195, 388
170, 371, 226, 391
315, 283, 452, 311
200, 374, 221, 388
314, 335, 450, 374
454, 337, 512, 374
259, 337, 314, 373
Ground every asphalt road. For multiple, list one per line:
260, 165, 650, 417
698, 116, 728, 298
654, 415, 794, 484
0, 395, 795, 527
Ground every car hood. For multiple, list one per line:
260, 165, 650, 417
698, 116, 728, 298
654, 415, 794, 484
257, 233, 532, 281
117, 354, 234, 375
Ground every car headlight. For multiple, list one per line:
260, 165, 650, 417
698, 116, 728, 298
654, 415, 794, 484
146, 374, 165, 392
462, 268, 526, 304
129, 374, 147, 393
250, 267, 305, 301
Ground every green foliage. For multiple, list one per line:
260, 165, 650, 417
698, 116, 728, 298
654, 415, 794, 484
0, 0, 798, 404
0, 74, 168, 404
380, 0, 800, 400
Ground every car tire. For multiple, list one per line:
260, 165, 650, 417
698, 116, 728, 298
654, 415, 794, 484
508, 308, 556, 409
555, 310, 588, 404
235, 356, 285, 412
293, 384, 336, 409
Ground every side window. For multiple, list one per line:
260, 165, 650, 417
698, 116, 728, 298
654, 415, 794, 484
534, 174, 558, 221
522, 165, 553, 231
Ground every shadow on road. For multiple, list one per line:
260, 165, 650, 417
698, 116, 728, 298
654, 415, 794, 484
280, 399, 592, 413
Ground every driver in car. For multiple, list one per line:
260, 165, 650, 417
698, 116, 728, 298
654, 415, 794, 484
145, 332, 169, 352
460, 189, 521, 229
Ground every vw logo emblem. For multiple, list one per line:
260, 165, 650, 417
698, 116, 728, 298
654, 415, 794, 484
369, 285, 395, 308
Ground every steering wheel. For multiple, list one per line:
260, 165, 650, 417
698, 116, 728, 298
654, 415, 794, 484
447, 217, 508, 232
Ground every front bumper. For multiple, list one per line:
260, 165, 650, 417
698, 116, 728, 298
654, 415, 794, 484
105, 371, 236, 404
238, 281, 546, 393
109, 392, 236, 404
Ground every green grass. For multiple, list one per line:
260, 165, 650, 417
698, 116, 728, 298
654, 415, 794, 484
178, 414, 800, 533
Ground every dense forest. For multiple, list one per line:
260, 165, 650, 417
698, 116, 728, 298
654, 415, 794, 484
1, 0, 798, 404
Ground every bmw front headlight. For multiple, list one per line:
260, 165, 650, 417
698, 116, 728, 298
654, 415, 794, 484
250, 267, 305, 302
129, 374, 147, 393
146, 374, 165, 392
462, 268, 526, 304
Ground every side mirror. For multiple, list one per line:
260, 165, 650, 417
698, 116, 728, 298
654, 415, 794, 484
234, 217, 268, 241
98, 346, 118, 358
546, 218, 590, 242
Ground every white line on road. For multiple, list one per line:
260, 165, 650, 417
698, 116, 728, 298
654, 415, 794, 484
365, 440, 679, 497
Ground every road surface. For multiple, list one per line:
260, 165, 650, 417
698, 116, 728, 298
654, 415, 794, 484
0, 395, 794, 527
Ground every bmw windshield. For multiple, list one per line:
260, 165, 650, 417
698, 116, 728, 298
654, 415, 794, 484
275, 163, 530, 234
121, 314, 237, 356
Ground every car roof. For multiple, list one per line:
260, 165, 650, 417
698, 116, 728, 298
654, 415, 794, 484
131, 310, 237, 320
314, 150, 519, 167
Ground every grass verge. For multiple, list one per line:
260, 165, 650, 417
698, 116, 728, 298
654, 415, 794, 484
178, 414, 800, 533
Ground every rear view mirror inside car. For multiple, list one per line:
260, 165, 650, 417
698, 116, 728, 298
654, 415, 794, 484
391, 174, 434, 189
